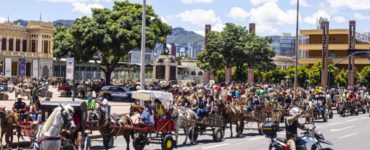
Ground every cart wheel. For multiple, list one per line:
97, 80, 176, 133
188, 127, 199, 143
213, 128, 223, 142
133, 137, 146, 150
329, 111, 333, 119
162, 135, 175, 150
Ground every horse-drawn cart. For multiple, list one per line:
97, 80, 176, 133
129, 90, 177, 150
242, 110, 267, 135
189, 113, 225, 143
37, 101, 91, 150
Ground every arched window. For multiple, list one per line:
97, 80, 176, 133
198, 71, 203, 76
191, 71, 196, 76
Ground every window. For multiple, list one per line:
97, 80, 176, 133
43, 40, 48, 53
22, 40, 27, 52
31, 40, 36, 52
1, 38, 5, 50
16, 39, 20, 51
8, 38, 13, 51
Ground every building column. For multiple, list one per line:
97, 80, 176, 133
225, 67, 232, 83
20, 37, 23, 52
321, 21, 329, 90
5, 36, 8, 51
13, 36, 16, 52
247, 23, 256, 85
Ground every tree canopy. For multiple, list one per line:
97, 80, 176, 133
53, 1, 171, 83
196, 23, 275, 81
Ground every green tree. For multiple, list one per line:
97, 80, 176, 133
307, 62, 338, 87
286, 65, 309, 87
197, 23, 274, 81
263, 67, 286, 84
53, 1, 171, 84
335, 69, 347, 87
360, 66, 370, 87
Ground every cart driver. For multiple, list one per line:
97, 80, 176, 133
13, 95, 28, 121
85, 92, 96, 122
140, 101, 154, 126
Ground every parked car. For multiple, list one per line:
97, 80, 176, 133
99, 86, 132, 101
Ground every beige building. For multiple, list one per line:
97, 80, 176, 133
272, 55, 295, 69
0, 21, 53, 78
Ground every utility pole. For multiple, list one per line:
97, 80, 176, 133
294, 0, 299, 99
140, 0, 146, 90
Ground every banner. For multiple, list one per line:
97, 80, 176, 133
5, 58, 11, 77
19, 58, 26, 76
32, 59, 38, 78
66, 57, 75, 80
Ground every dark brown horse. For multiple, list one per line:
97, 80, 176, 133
0, 107, 23, 149
93, 108, 134, 150
219, 101, 244, 137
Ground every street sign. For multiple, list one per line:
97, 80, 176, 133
66, 57, 74, 80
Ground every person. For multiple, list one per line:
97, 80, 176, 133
62, 108, 83, 150
31, 83, 39, 104
140, 101, 154, 126
84, 92, 96, 122
13, 95, 28, 121
84, 93, 96, 111
154, 99, 165, 119
195, 97, 206, 119
29, 102, 42, 125
285, 107, 305, 150
96, 97, 109, 115
206, 96, 215, 114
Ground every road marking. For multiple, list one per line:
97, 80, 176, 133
338, 132, 358, 139
202, 143, 230, 149
328, 122, 342, 126
330, 125, 355, 132
347, 119, 358, 122
247, 137, 265, 141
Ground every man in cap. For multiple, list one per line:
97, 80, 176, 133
13, 95, 28, 121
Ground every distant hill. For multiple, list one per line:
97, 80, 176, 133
12, 19, 75, 28
167, 27, 205, 47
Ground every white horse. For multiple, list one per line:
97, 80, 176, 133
171, 106, 198, 146
33, 104, 76, 150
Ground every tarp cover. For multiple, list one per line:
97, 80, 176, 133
132, 90, 173, 108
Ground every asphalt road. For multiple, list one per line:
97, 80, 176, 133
91, 112, 370, 150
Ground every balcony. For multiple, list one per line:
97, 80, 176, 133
299, 44, 370, 51
299, 58, 370, 65
0, 51, 53, 58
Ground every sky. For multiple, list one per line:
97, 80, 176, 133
1, 0, 370, 36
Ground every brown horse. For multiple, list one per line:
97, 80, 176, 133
0, 107, 22, 149
219, 101, 244, 137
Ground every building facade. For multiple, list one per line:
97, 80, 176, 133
299, 29, 370, 70
0, 21, 53, 78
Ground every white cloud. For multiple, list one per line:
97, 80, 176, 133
176, 9, 221, 25
329, 0, 370, 11
354, 13, 370, 20
72, 2, 104, 15
333, 16, 346, 23
0, 17, 7, 23
250, 0, 277, 6
290, 0, 310, 7
257, 25, 278, 36
249, 2, 297, 26
39, 0, 100, 2
180, 0, 214, 4
227, 7, 249, 21
304, 10, 330, 25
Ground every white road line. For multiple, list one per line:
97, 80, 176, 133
338, 132, 358, 139
330, 125, 355, 132
328, 122, 342, 126
202, 143, 230, 149
347, 119, 358, 122
247, 137, 265, 141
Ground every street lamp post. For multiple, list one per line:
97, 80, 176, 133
140, 0, 146, 90
294, 0, 300, 100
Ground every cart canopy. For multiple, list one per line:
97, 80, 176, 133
132, 90, 174, 108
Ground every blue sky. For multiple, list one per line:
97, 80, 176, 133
1, 0, 370, 36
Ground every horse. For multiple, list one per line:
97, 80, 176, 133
0, 107, 23, 149
219, 101, 243, 137
171, 106, 198, 146
92, 108, 134, 150
33, 104, 76, 150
